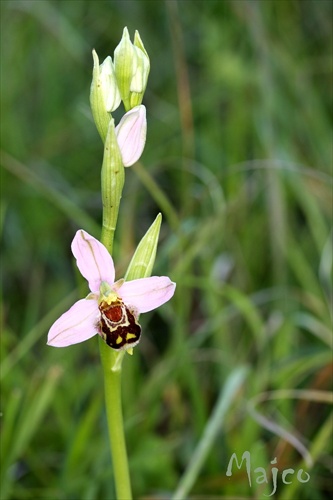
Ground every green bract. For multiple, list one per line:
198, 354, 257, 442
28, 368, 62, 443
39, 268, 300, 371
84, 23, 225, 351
125, 213, 162, 281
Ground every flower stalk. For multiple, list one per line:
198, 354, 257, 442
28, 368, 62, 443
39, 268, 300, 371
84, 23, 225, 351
96, 31, 162, 499
48, 28, 174, 500
100, 175, 133, 500
100, 184, 131, 500
99, 338, 132, 499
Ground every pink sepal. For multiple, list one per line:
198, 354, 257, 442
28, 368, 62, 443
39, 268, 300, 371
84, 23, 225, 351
71, 230, 115, 293
119, 276, 176, 313
47, 298, 99, 347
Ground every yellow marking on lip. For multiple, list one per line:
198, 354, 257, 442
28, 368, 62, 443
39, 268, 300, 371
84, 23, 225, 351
104, 293, 119, 305
116, 335, 123, 344
126, 333, 137, 341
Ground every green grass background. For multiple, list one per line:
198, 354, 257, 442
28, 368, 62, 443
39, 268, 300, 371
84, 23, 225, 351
1, 0, 332, 498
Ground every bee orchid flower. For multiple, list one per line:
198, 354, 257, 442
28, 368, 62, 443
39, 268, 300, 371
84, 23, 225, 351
47, 230, 176, 350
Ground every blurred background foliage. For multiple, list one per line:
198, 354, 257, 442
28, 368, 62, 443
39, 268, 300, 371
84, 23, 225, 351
1, 0, 332, 499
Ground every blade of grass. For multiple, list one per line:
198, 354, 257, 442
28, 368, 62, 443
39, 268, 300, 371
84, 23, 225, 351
133, 161, 179, 232
172, 365, 248, 499
1, 151, 99, 236
280, 411, 333, 499
1, 367, 63, 500
1, 290, 77, 380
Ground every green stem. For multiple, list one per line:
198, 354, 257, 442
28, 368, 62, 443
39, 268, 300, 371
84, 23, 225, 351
100, 142, 131, 498
99, 339, 132, 499
101, 216, 116, 254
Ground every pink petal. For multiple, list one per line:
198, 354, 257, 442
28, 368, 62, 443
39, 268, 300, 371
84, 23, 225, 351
118, 276, 176, 313
71, 230, 115, 293
47, 298, 99, 347
115, 105, 147, 167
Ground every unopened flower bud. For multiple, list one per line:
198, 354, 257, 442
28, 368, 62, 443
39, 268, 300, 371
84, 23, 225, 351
115, 105, 147, 167
114, 27, 150, 111
99, 56, 121, 112
90, 49, 121, 141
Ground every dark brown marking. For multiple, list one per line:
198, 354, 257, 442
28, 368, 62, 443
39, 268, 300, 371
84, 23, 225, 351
98, 299, 141, 350
104, 304, 123, 322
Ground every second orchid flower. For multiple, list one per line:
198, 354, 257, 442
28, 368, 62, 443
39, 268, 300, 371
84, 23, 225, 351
47, 230, 176, 351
